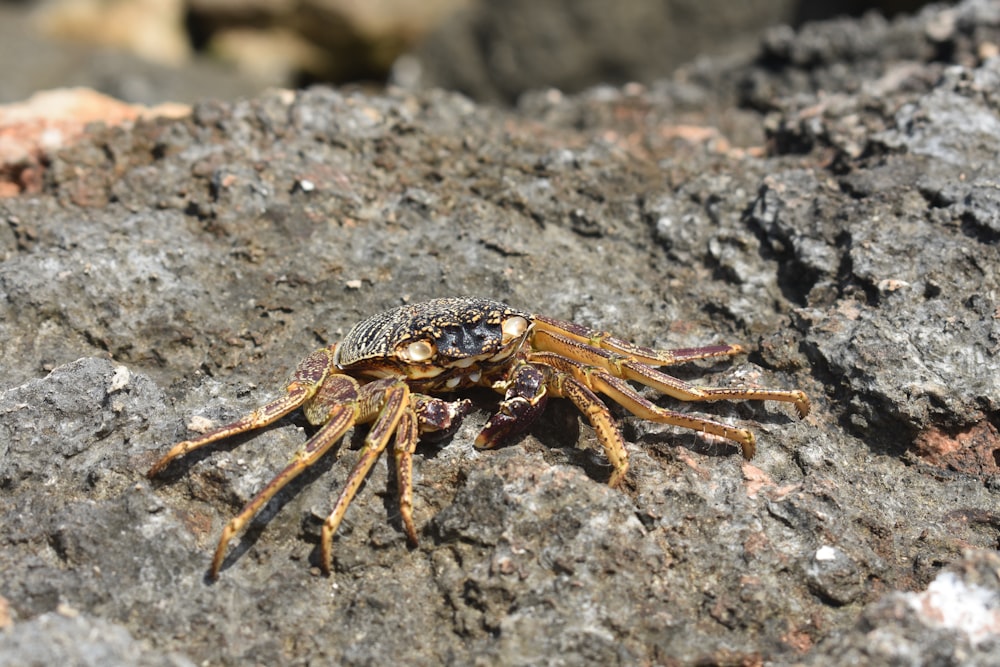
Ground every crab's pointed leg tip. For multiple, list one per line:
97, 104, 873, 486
795, 392, 811, 419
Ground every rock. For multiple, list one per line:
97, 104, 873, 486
0, 611, 195, 667
0, 88, 189, 197
1, 1, 999, 664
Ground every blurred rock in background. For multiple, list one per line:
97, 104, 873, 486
1, 0, 946, 105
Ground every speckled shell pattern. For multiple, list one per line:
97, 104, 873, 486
335, 297, 533, 367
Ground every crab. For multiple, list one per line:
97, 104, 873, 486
148, 296, 810, 577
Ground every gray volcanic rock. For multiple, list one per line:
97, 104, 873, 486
2, 1, 999, 664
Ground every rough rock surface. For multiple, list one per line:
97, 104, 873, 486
2, 1, 1000, 665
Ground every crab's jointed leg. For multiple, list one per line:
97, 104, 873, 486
532, 351, 759, 457
146, 346, 339, 478
545, 370, 631, 488
209, 377, 361, 577
394, 395, 473, 546
319, 379, 410, 573
473, 355, 632, 487
393, 408, 421, 546
532, 324, 811, 418
533, 316, 745, 366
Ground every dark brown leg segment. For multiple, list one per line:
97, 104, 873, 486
476, 361, 549, 449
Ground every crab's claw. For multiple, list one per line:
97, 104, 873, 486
414, 395, 473, 442
476, 362, 548, 449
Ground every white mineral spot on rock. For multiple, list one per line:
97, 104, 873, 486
815, 545, 839, 561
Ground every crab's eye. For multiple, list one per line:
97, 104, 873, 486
501, 316, 529, 343
400, 339, 436, 362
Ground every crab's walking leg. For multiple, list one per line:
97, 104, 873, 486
320, 380, 410, 574
534, 316, 744, 366
532, 352, 761, 459
621, 358, 810, 418
147, 346, 338, 478
594, 368, 760, 458
209, 397, 359, 578
393, 409, 420, 546
546, 371, 632, 487
532, 327, 810, 418
394, 396, 473, 546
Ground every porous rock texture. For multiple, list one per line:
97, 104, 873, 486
2, 1, 1000, 665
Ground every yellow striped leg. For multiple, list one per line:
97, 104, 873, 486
319, 380, 410, 574
533, 315, 744, 366
545, 370, 630, 488
146, 346, 338, 478
532, 351, 764, 459
209, 400, 359, 578
531, 327, 810, 418
393, 408, 420, 546
394, 394, 473, 546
